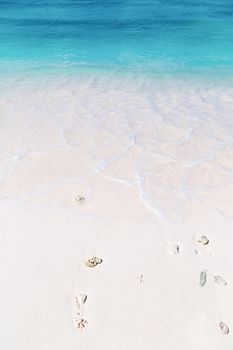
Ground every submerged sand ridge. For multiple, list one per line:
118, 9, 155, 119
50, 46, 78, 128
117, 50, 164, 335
0, 76, 233, 349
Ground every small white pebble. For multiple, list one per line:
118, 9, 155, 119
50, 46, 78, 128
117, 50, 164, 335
197, 235, 209, 245
214, 276, 227, 286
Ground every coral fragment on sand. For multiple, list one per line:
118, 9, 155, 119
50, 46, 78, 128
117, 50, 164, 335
219, 322, 229, 334
86, 256, 103, 268
199, 270, 207, 287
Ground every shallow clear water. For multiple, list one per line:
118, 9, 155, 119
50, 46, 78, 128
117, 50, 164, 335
1, 0, 233, 76
1, 1, 233, 224
0, 76, 233, 223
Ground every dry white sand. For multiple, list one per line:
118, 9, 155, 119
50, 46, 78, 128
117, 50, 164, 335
0, 76, 233, 349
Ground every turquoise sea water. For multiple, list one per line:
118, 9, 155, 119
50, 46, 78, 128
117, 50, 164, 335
0, 0, 233, 77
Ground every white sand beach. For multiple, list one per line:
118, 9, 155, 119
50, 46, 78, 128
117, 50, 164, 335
1, 76, 233, 349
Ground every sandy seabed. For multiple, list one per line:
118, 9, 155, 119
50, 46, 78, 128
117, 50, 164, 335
1, 75, 233, 349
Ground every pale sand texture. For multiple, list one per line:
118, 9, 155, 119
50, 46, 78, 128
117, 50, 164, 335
0, 76, 233, 349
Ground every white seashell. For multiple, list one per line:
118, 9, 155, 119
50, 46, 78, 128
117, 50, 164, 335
86, 256, 103, 268
200, 270, 207, 287
219, 322, 229, 334
214, 276, 227, 286
197, 235, 209, 245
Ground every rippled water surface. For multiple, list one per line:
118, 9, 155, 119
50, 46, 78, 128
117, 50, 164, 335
1, 0, 233, 75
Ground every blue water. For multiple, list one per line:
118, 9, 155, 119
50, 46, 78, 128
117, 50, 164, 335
1, 0, 233, 77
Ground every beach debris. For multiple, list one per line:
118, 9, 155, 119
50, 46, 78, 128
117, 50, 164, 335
73, 293, 88, 331
74, 293, 87, 308
171, 244, 180, 254
76, 318, 88, 331
219, 322, 229, 334
214, 275, 227, 286
167, 243, 180, 255
197, 235, 209, 246
86, 256, 103, 268
75, 195, 85, 204
199, 270, 207, 287
136, 274, 144, 283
